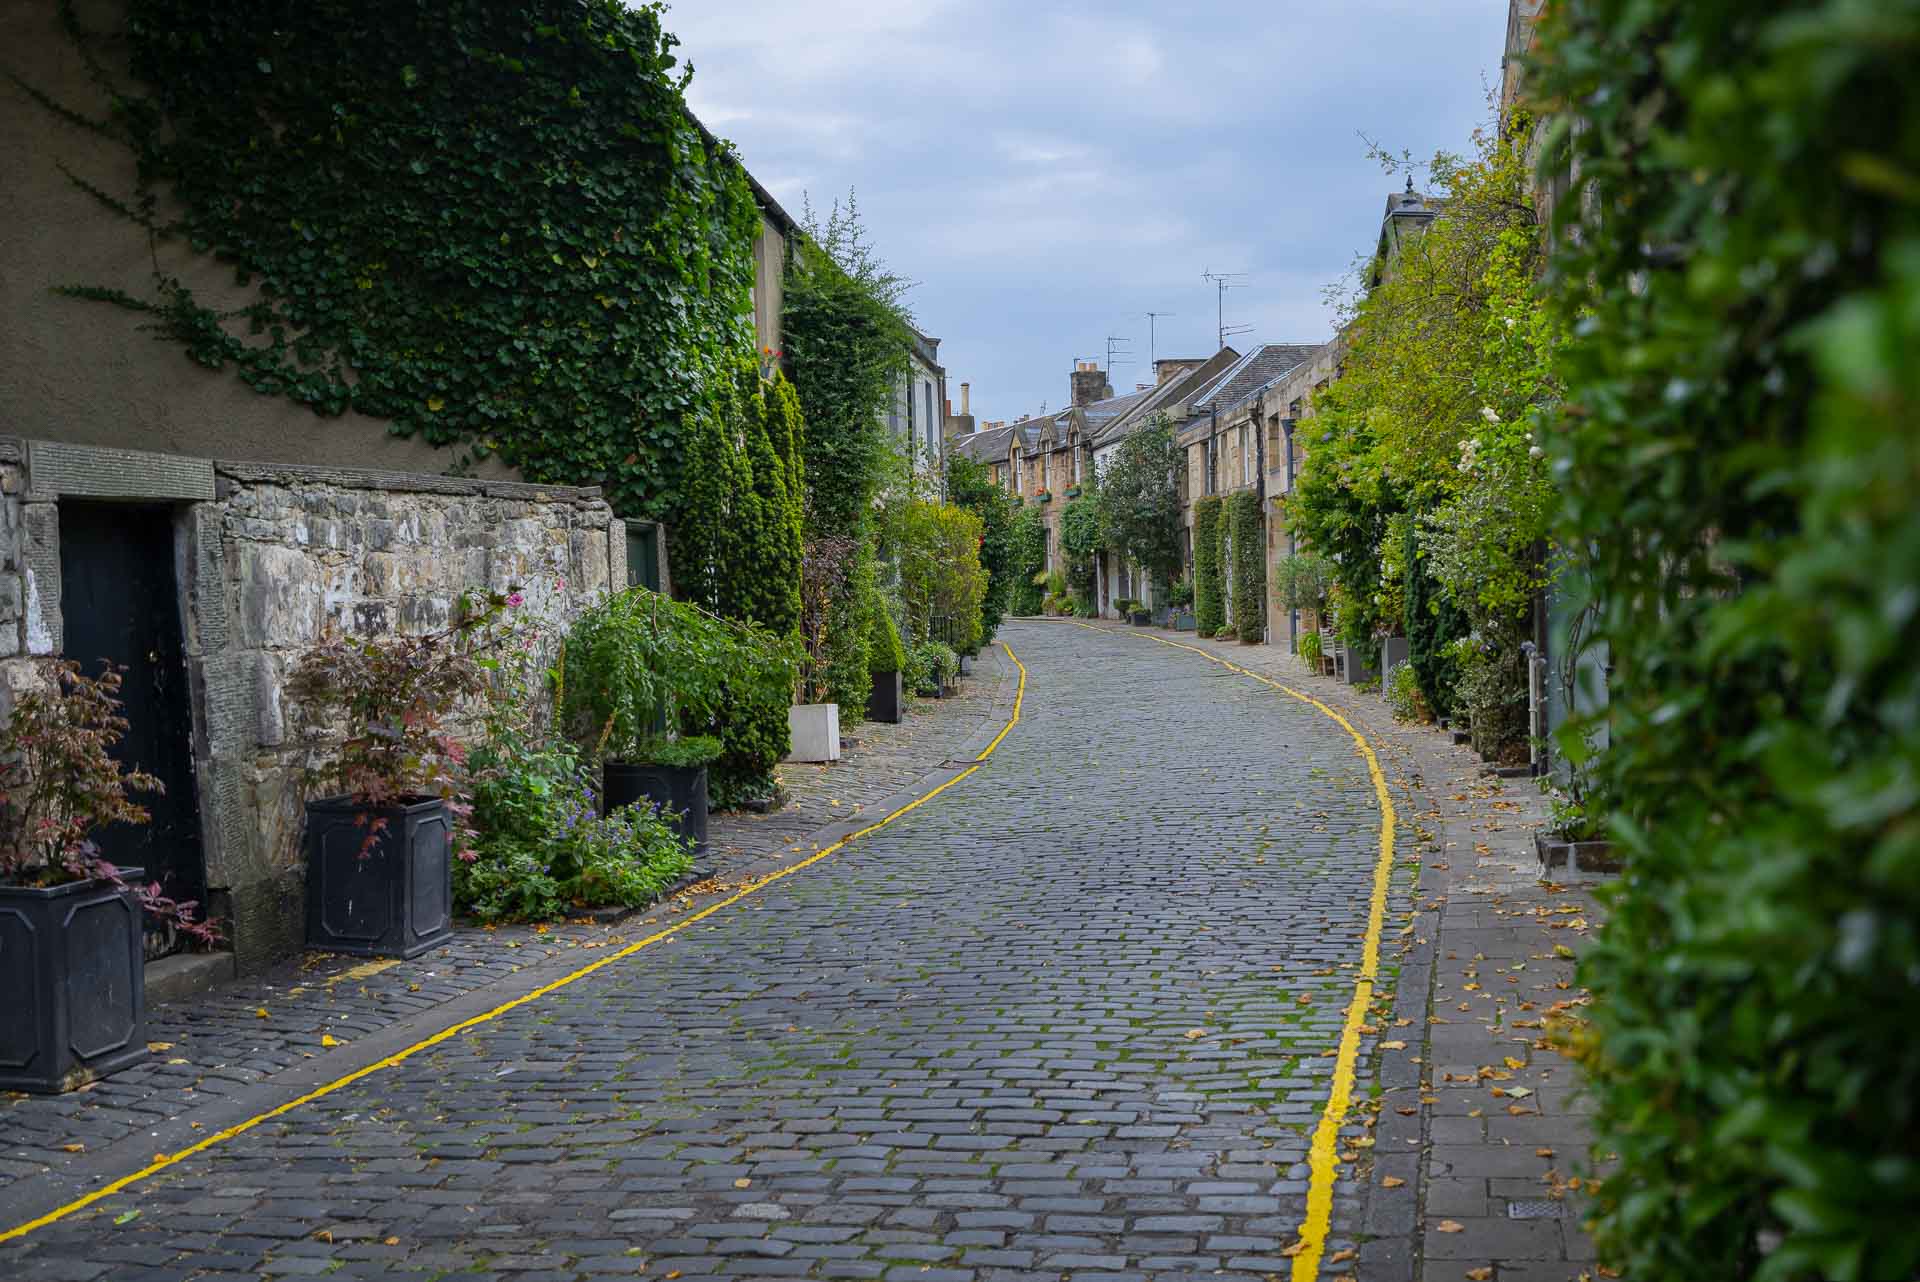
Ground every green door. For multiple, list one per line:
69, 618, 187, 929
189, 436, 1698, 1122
627, 525, 661, 591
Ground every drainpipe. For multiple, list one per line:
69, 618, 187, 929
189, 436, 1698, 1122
1252, 405, 1267, 644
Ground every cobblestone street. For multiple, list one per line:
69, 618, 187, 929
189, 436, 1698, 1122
1, 622, 1417, 1282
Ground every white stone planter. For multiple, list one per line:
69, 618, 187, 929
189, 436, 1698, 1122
784, 703, 841, 763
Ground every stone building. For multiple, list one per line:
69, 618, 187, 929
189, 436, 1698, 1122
889, 327, 949, 479
0, 0, 793, 972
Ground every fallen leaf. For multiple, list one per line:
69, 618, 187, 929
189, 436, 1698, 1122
114, 1211, 140, 1225
1280, 1240, 1307, 1257
1329, 1247, 1356, 1264
1536, 1148, 1556, 1158
733, 1178, 751, 1189
383, 1237, 400, 1246
1504, 1056, 1526, 1070
315, 1230, 334, 1243
1467, 1269, 1494, 1281
60, 1143, 85, 1153
1381, 1040, 1408, 1050
1437, 1220, 1465, 1233
254, 1007, 269, 1019
665, 1273, 683, 1279
321, 1034, 341, 1048
1505, 1086, 1533, 1098
1184, 1028, 1207, 1040
146, 1041, 173, 1053
1381, 1175, 1405, 1188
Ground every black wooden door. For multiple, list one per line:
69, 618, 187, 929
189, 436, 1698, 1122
57, 502, 204, 915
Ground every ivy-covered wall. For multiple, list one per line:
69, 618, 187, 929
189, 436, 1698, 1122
3, 0, 762, 521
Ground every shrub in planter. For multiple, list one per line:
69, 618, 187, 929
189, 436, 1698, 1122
0, 661, 219, 1093
1386, 661, 1428, 723
908, 640, 959, 697
561, 587, 798, 822
291, 592, 509, 958
865, 599, 907, 724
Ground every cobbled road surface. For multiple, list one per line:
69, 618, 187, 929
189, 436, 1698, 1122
1, 621, 1394, 1282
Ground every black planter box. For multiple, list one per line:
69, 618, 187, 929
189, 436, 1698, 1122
0, 875, 146, 1093
866, 671, 903, 724
1129, 611, 1151, 625
1535, 830, 1623, 879
604, 760, 708, 852
305, 796, 455, 959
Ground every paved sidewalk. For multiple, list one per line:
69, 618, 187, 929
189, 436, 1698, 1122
1089, 622, 1603, 1282
0, 651, 1014, 1203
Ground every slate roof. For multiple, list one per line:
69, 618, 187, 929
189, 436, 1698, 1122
1090, 351, 1241, 448
1187, 343, 1326, 416
950, 423, 1015, 463
1081, 386, 1152, 426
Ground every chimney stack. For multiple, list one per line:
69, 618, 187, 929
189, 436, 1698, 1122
961, 382, 970, 415
1070, 361, 1114, 408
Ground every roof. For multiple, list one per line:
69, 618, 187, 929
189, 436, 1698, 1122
1081, 386, 1152, 424
950, 423, 1015, 463
1091, 348, 1244, 447
688, 113, 801, 236
1188, 343, 1326, 416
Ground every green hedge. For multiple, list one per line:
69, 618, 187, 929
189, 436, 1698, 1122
1192, 495, 1224, 635
1010, 505, 1046, 616
1228, 490, 1264, 643
1538, 2, 1920, 1278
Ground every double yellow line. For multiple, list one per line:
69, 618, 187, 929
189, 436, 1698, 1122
1069, 621, 1397, 1282
0, 643, 1031, 1246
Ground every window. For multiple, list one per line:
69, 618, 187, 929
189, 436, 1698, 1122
924, 383, 936, 457
1205, 436, 1220, 495
905, 376, 916, 440
1239, 423, 1252, 485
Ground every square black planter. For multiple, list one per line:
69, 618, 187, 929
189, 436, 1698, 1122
604, 760, 709, 852
866, 671, 903, 723
0, 875, 146, 1094
305, 796, 455, 958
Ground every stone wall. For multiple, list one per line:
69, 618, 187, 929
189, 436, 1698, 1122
0, 438, 626, 971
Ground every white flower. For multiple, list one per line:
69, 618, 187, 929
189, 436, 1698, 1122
1529, 445, 1545, 459
1480, 406, 1500, 424
1504, 317, 1518, 330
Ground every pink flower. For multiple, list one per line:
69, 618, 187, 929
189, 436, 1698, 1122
506, 592, 525, 607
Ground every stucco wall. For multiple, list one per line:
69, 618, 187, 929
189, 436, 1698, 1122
0, 0, 517, 479
0, 438, 623, 971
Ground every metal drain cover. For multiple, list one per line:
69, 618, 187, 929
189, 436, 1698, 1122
1508, 1199, 1565, 1219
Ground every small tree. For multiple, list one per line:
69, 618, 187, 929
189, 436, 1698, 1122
946, 453, 1015, 645
1097, 417, 1185, 585
1058, 493, 1102, 612
1010, 505, 1047, 615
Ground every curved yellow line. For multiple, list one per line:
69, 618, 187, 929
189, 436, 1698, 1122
1066, 621, 1395, 1282
0, 642, 1030, 1246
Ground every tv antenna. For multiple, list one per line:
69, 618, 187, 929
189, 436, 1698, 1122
1145, 311, 1176, 367
1105, 334, 1133, 372
1202, 270, 1252, 349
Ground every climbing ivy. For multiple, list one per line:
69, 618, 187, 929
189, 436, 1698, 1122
45, 0, 758, 519
1229, 490, 1264, 643
1009, 505, 1046, 616
1192, 496, 1224, 636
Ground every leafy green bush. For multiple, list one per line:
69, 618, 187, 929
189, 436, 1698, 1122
1385, 661, 1425, 723
1059, 494, 1103, 605
1193, 496, 1225, 635
1010, 506, 1047, 615
1535, 2, 1920, 1277
1229, 490, 1264, 642
946, 454, 1016, 645
867, 601, 906, 676
460, 615, 690, 924
1403, 517, 1466, 720
884, 498, 988, 654
1298, 629, 1323, 670
458, 744, 691, 923
561, 588, 797, 804
1166, 578, 1195, 610
905, 640, 958, 697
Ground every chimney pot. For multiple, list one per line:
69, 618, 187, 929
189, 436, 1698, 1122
961, 382, 970, 414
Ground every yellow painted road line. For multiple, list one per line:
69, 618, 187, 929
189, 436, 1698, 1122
0, 642, 1030, 1247
1068, 622, 1396, 1282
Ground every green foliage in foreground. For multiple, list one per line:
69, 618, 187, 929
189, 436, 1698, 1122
1536, 1, 1920, 1277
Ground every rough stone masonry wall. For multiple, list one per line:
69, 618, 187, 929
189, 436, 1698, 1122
0, 439, 625, 971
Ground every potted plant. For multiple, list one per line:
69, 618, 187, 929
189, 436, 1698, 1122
1064, 484, 1082, 499
561, 588, 782, 852
1165, 579, 1196, 630
1034, 488, 1052, 503
290, 593, 508, 958
865, 605, 907, 724
791, 536, 854, 763
1535, 728, 1621, 878
0, 661, 219, 1092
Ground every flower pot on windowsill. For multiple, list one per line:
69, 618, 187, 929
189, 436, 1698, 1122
1534, 829, 1623, 879
866, 671, 904, 724
785, 703, 842, 763
1033, 490, 1052, 503
604, 760, 709, 852
1064, 485, 1082, 499
0, 871, 147, 1094
305, 796, 455, 959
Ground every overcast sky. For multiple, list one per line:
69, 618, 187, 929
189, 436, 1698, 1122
668, 1, 1508, 425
